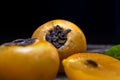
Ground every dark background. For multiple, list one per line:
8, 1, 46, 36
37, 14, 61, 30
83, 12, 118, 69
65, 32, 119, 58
0, 0, 120, 45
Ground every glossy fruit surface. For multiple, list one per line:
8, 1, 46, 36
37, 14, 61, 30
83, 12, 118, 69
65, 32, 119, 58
0, 38, 59, 80
105, 44, 120, 60
32, 19, 87, 72
62, 53, 120, 80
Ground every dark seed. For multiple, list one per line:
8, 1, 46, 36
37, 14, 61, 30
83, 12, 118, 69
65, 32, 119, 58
85, 60, 98, 68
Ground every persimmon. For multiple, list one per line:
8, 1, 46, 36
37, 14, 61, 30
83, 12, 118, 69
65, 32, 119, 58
62, 53, 120, 80
0, 38, 60, 80
32, 19, 87, 72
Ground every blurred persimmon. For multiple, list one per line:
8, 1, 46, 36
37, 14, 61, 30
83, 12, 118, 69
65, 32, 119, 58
0, 38, 60, 80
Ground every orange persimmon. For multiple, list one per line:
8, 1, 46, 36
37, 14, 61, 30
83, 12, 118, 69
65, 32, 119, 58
62, 53, 120, 80
32, 19, 87, 72
0, 38, 60, 80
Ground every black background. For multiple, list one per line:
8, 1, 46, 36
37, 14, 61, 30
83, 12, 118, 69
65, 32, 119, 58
0, 0, 120, 44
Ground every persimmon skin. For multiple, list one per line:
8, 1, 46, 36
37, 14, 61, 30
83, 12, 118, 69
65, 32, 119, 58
0, 39, 60, 80
32, 19, 87, 57
62, 53, 120, 80
32, 19, 87, 72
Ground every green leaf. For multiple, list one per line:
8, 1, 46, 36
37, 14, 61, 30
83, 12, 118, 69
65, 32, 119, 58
105, 44, 120, 60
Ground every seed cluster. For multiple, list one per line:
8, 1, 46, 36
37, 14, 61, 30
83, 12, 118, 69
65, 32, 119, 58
45, 25, 71, 49
2, 38, 36, 46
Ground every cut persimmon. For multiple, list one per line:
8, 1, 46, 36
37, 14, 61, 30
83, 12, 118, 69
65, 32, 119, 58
62, 53, 120, 80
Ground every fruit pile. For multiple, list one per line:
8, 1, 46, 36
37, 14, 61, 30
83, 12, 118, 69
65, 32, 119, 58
0, 19, 120, 80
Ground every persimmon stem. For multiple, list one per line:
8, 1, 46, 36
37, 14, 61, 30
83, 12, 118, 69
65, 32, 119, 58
2, 38, 36, 46
45, 25, 71, 49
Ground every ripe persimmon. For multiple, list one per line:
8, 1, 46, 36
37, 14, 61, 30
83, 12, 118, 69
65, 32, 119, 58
0, 38, 60, 80
62, 53, 120, 80
32, 19, 87, 72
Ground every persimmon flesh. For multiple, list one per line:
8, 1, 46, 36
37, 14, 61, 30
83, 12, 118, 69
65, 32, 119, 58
62, 53, 120, 80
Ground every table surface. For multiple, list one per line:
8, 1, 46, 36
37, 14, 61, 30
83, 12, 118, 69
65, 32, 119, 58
56, 44, 113, 80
